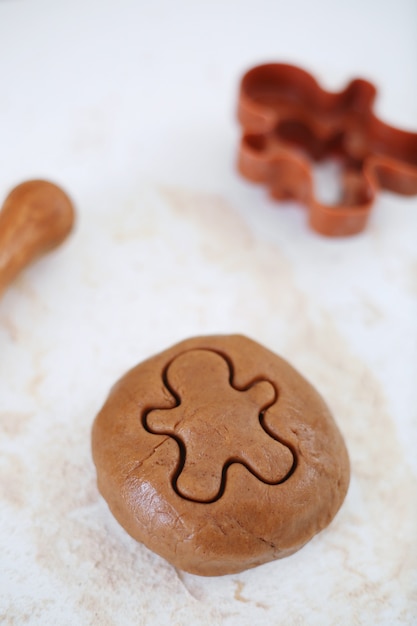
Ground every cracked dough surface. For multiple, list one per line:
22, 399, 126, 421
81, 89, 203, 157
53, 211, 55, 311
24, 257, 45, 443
92, 334, 350, 575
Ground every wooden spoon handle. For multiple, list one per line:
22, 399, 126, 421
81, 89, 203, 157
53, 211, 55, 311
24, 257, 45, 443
0, 180, 75, 297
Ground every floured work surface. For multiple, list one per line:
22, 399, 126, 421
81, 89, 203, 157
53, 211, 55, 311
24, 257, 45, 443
1, 185, 416, 625
0, 1, 417, 624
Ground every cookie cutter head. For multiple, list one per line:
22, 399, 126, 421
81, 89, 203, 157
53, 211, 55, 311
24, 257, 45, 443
237, 63, 417, 236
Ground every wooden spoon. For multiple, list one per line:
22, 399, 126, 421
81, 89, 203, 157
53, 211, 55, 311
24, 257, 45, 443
0, 180, 75, 297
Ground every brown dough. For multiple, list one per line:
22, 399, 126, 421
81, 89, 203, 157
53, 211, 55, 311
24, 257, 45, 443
92, 335, 350, 576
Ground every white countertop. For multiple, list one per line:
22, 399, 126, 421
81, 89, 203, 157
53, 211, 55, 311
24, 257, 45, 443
1, 1, 416, 624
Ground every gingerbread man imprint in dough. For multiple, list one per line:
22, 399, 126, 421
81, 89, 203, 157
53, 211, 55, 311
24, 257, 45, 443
145, 349, 296, 502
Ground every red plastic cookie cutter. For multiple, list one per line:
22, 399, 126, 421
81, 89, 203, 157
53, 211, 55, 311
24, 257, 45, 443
237, 63, 417, 236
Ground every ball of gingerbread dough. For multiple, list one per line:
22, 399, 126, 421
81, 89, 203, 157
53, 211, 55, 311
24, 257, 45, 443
92, 335, 349, 576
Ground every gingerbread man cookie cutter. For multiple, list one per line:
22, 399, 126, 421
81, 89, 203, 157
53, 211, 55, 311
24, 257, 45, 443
237, 63, 417, 236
